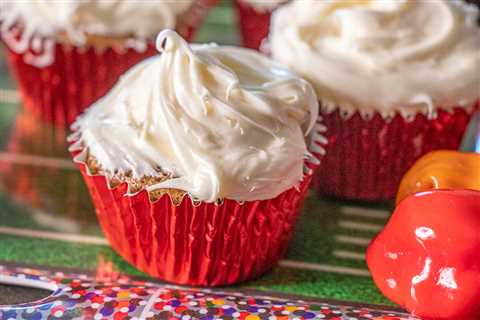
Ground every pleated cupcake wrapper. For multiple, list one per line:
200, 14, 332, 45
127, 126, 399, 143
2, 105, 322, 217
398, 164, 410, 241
2, 0, 215, 127
234, 0, 275, 50
314, 102, 478, 201
71, 121, 325, 286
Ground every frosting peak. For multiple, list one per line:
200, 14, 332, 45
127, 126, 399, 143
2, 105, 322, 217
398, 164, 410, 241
71, 30, 319, 203
270, 0, 480, 117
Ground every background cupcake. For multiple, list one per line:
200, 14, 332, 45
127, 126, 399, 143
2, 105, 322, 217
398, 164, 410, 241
0, 0, 215, 126
235, 0, 287, 49
69, 30, 325, 286
270, 0, 479, 201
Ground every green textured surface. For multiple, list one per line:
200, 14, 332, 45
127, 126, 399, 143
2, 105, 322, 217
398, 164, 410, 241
0, 231, 391, 306
252, 269, 390, 305
0, 0, 394, 307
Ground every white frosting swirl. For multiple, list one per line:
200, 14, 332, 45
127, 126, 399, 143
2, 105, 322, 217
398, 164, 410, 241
270, 0, 480, 118
70, 30, 319, 203
0, 0, 193, 41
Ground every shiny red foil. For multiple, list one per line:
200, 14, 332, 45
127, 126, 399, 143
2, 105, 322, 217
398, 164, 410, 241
314, 105, 477, 201
76, 159, 318, 286
234, 0, 272, 49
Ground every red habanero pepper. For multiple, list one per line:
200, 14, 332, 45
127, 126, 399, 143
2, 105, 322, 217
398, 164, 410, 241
367, 189, 480, 320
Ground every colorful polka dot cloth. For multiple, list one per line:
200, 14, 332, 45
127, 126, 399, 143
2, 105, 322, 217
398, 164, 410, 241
0, 264, 416, 320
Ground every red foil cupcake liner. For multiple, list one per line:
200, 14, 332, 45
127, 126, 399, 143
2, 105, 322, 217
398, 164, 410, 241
77, 163, 317, 287
314, 104, 478, 201
3, 0, 215, 127
234, 0, 273, 49
72, 124, 324, 286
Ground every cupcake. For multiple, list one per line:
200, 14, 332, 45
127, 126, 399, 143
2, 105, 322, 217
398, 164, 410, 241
69, 30, 325, 286
0, 0, 215, 126
235, 0, 287, 49
269, 0, 480, 201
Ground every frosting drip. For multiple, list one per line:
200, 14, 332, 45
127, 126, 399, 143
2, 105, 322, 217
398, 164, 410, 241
70, 30, 319, 203
270, 0, 480, 117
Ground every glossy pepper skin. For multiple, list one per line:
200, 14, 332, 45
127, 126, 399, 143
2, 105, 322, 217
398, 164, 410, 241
367, 190, 480, 320
396, 150, 480, 204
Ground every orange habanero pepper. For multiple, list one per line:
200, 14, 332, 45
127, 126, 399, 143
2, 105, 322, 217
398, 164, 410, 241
396, 150, 480, 204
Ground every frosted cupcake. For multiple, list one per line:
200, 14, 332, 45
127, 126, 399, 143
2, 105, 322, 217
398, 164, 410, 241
270, 0, 480, 201
0, 0, 214, 126
235, 0, 287, 49
69, 30, 325, 286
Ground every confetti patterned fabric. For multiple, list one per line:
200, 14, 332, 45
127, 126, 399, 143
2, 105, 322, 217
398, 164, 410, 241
0, 264, 415, 320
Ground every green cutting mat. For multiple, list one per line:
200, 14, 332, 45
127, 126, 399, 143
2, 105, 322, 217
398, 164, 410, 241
0, 1, 394, 307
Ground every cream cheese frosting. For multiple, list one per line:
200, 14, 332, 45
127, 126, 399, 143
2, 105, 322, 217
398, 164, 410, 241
70, 30, 320, 203
0, 0, 193, 41
0, 0, 194, 66
270, 0, 480, 118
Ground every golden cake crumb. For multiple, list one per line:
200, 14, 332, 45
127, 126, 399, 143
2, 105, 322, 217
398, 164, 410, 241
85, 150, 187, 205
